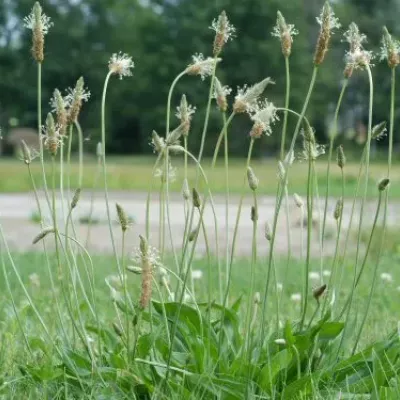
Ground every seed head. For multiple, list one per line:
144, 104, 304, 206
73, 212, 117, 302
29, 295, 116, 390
313, 284, 327, 301
334, 197, 343, 220
138, 236, 152, 310
265, 222, 272, 241
51, 89, 68, 135
378, 178, 390, 192
182, 178, 190, 200
213, 77, 232, 112
251, 205, 258, 222
151, 131, 165, 154
249, 100, 278, 138
116, 203, 129, 232
65, 77, 91, 124
71, 188, 81, 210
176, 95, 196, 137
299, 128, 325, 161
233, 78, 274, 113
192, 188, 201, 208
24, 2, 53, 63
32, 227, 55, 244
371, 121, 387, 141
293, 193, 304, 208
247, 167, 259, 191
186, 53, 221, 80
271, 11, 298, 57
188, 228, 198, 242
108, 52, 134, 79
314, 2, 340, 66
42, 113, 63, 156
343, 23, 373, 73
380, 27, 400, 68
210, 11, 236, 56
166, 123, 186, 146
19, 140, 38, 165
337, 145, 346, 169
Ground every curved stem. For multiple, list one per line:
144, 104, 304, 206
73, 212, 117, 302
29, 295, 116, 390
166, 70, 187, 136
101, 71, 121, 275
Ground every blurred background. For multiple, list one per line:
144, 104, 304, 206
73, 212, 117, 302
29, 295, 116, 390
0, 0, 399, 159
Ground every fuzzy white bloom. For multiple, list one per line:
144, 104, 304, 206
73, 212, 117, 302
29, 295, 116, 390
249, 100, 279, 138
380, 27, 400, 66
380, 272, 393, 283
322, 270, 331, 277
274, 338, 286, 345
290, 293, 302, 303
299, 129, 325, 161
176, 102, 196, 121
191, 269, 203, 280
154, 161, 177, 183
64, 85, 91, 106
309, 271, 320, 281
24, 5, 53, 34
186, 53, 221, 80
316, 6, 340, 32
131, 245, 163, 270
233, 78, 273, 113
343, 23, 373, 71
213, 78, 232, 99
108, 52, 134, 79
210, 12, 236, 44
272, 24, 298, 40
272, 12, 298, 57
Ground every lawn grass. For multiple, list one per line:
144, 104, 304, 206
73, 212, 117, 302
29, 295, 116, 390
1, 155, 399, 198
2, 249, 399, 358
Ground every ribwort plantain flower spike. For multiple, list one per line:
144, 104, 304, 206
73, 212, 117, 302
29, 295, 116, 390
251, 205, 258, 222
247, 167, 259, 191
314, 2, 340, 66
51, 89, 68, 135
337, 145, 346, 169
108, 52, 134, 79
233, 78, 274, 113
272, 11, 298, 57
176, 95, 196, 137
116, 203, 129, 232
24, 2, 53, 63
65, 77, 91, 123
192, 188, 201, 208
294, 193, 304, 208
186, 53, 221, 80
380, 27, 400, 68
42, 113, 63, 156
166, 123, 186, 146
371, 121, 387, 141
210, 10, 236, 56
213, 77, 232, 112
378, 178, 390, 192
20, 140, 38, 165
334, 197, 343, 220
249, 100, 278, 138
32, 227, 55, 244
265, 222, 272, 241
343, 23, 373, 76
71, 188, 81, 210
151, 131, 165, 154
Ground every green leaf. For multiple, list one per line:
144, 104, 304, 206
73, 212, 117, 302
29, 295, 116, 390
318, 322, 344, 341
258, 349, 292, 394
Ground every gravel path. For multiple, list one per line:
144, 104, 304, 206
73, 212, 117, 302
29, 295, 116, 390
1, 191, 398, 257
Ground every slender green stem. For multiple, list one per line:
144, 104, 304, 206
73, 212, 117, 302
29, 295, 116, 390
321, 80, 348, 247
212, 112, 236, 167
101, 71, 121, 274
85, 156, 101, 248
75, 120, 84, 187
260, 67, 319, 341
280, 56, 290, 160
121, 231, 131, 362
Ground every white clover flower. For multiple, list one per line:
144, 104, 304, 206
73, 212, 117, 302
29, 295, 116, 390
249, 100, 278, 138
380, 272, 393, 283
186, 53, 221, 80
210, 11, 236, 44
322, 270, 331, 277
24, 5, 53, 35
290, 293, 302, 303
309, 271, 320, 281
343, 23, 373, 71
154, 161, 177, 183
191, 269, 203, 280
29, 273, 40, 288
108, 52, 134, 79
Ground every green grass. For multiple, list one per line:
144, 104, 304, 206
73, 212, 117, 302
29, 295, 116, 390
1, 155, 399, 198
